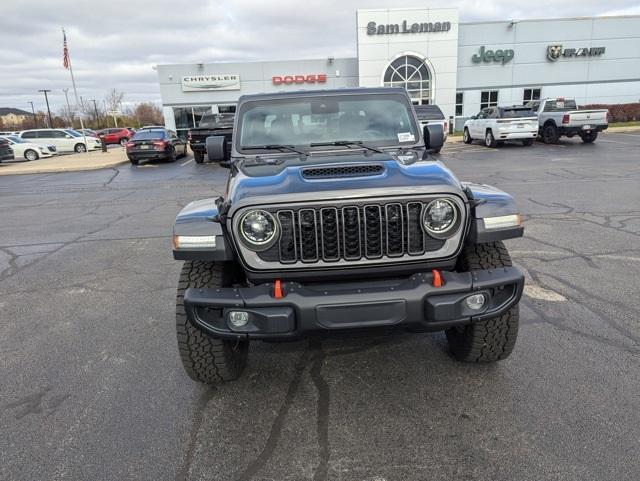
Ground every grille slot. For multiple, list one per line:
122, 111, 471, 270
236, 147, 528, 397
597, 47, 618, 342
302, 164, 384, 179
253, 199, 451, 266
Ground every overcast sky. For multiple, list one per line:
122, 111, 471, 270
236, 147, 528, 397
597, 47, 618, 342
1, 0, 638, 112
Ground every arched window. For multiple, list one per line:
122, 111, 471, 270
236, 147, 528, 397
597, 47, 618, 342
383, 55, 431, 105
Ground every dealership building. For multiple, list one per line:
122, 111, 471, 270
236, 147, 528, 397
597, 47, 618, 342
155, 8, 640, 136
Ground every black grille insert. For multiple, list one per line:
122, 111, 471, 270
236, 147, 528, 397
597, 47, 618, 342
302, 164, 384, 179
254, 199, 450, 265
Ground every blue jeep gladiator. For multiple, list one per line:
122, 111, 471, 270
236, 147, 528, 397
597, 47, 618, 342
171, 87, 525, 384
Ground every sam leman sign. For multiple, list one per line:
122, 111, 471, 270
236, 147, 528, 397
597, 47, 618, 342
367, 20, 451, 35
181, 74, 240, 92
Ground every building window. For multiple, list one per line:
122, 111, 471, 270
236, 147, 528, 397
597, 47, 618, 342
455, 92, 463, 116
523, 88, 541, 105
383, 55, 431, 104
218, 105, 236, 114
173, 107, 194, 130
480, 90, 498, 109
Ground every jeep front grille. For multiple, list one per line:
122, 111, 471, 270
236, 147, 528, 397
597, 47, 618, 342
234, 196, 466, 270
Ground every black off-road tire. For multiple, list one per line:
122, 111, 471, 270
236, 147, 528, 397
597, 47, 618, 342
484, 129, 497, 148
580, 131, 598, 143
194, 150, 204, 164
446, 242, 519, 362
542, 123, 559, 144
522, 138, 534, 146
176, 261, 249, 384
463, 128, 473, 144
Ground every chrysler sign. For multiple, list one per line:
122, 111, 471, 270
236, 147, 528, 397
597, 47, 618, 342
181, 74, 240, 92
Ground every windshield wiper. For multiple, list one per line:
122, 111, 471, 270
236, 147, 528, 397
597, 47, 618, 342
242, 144, 306, 155
309, 140, 383, 154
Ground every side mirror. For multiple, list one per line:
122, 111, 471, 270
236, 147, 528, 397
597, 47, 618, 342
470, 115, 477, 120
206, 135, 227, 162
423, 124, 444, 152
65, 134, 73, 138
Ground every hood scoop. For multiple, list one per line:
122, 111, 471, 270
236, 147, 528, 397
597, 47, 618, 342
301, 164, 385, 179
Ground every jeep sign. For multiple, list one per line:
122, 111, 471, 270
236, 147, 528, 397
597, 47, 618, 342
181, 74, 240, 92
472, 46, 514, 64
366, 20, 451, 35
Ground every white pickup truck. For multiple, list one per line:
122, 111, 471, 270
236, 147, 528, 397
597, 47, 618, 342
463, 105, 538, 148
526, 98, 609, 144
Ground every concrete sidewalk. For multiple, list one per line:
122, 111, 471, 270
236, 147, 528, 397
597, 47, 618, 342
0, 147, 129, 176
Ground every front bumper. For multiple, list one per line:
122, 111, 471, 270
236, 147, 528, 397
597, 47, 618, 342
184, 266, 524, 340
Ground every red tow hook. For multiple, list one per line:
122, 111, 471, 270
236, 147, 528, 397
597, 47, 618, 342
273, 279, 284, 299
431, 269, 443, 288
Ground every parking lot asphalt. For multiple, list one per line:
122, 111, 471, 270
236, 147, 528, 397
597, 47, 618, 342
1, 133, 639, 481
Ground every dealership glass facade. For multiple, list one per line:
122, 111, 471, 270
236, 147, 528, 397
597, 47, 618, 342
156, 10, 640, 132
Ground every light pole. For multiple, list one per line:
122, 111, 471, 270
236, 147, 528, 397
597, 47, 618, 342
28, 101, 37, 127
91, 99, 100, 127
38, 89, 53, 128
62, 88, 72, 127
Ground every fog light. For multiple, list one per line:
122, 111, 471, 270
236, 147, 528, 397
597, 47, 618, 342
228, 311, 249, 327
465, 294, 486, 310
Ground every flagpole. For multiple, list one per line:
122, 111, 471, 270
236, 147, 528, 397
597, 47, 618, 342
62, 27, 88, 152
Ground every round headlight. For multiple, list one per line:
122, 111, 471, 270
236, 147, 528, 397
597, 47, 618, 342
422, 198, 458, 237
239, 210, 279, 249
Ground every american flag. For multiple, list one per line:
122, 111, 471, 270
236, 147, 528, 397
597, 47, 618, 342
63, 29, 69, 69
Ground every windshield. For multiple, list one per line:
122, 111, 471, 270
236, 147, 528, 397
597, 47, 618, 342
237, 93, 419, 152
63, 129, 82, 137
199, 114, 234, 128
5, 135, 25, 143
500, 108, 535, 118
544, 99, 578, 112
133, 130, 166, 140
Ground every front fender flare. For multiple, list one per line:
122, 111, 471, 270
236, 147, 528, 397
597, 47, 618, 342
172, 198, 235, 261
462, 182, 524, 243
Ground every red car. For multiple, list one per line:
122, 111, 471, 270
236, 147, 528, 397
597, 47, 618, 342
97, 128, 132, 146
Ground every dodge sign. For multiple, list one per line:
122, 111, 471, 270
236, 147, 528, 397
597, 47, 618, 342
272, 74, 327, 85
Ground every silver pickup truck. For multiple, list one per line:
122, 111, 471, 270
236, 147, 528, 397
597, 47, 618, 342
527, 98, 608, 144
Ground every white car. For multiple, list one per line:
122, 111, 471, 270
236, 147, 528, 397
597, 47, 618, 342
18, 128, 102, 153
0, 135, 57, 161
463, 106, 538, 147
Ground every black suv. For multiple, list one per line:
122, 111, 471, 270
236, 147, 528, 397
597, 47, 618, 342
0, 137, 14, 162
171, 88, 525, 385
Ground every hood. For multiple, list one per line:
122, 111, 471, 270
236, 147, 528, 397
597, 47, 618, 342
227, 152, 465, 212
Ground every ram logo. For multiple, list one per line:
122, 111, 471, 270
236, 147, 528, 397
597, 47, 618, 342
547, 44, 563, 61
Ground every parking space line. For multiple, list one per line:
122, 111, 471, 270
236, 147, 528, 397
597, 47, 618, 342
180, 159, 193, 167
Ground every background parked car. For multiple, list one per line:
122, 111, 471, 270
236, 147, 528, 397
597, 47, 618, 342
97, 127, 133, 146
0, 135, 56, 161
527, 98, 609, 144
188, 113, 234, 163
413, 105, 448, 152
464, 106, 538, 147
125, 128, 187, 165
19, 129, 102, 153
0, 137, 14, 162
78, 128, 99, 137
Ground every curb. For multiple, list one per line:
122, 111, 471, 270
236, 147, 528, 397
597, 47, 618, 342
0, 158, 129, 176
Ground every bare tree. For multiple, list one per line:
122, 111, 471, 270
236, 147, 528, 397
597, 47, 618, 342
104, 88, 125, 112
133, 102, 163, 126
58, 105, 75, 127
